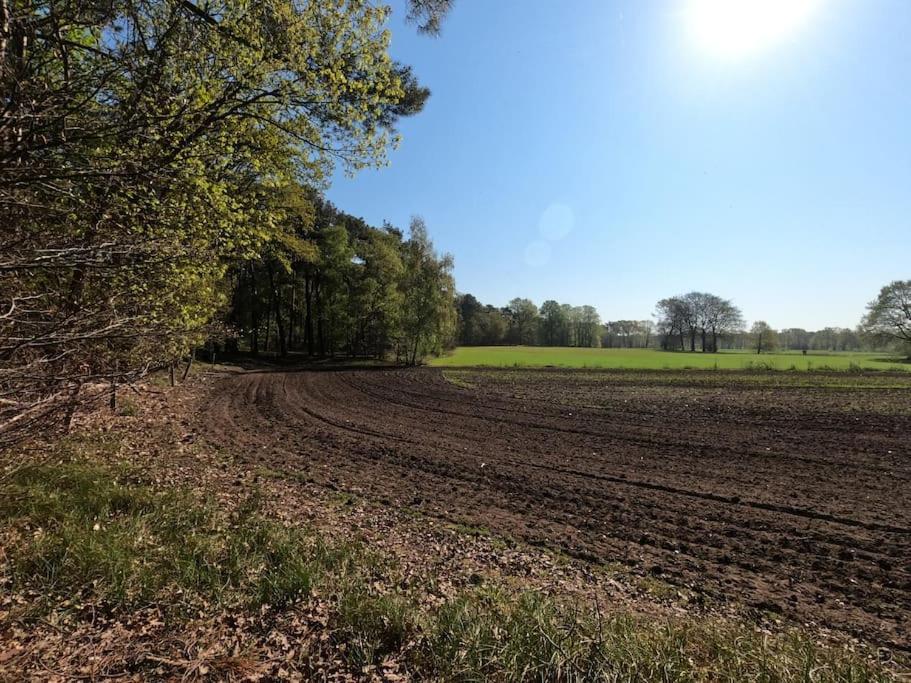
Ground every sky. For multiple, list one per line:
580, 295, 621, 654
326, 0, 911, 330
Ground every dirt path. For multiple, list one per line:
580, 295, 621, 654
198, 367, 911, 651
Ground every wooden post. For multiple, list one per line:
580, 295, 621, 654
181, 349, 195, 382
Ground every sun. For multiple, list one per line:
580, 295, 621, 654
685, 0, 821, 59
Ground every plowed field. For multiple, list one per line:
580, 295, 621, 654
199, 367, 911, 650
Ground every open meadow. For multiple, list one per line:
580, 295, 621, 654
432, 346, 911, 371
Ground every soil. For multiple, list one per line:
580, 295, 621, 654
198, 367, 911, 652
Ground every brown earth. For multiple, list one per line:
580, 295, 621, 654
198, 367, 911, 652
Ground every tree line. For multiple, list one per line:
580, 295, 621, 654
456, 286, 910, 356
0, 0, 451, 446
226, 199, 455, 365
457, 296, 604, 348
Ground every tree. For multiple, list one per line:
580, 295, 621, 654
703, 295, 744, 353
539, 300, 567, 346
406, 0, 455, 34
575, 305, 602, 348
457, 294, 484, 345
862, 281, 911, 356
750, 321, 777, 354
680, 292, 709, 352
655, 297, 688, 351
399, 217, 457, 365
1, 0, 433, 445
506, 298, 539, 345
655, 293, 741, 352
780, 328, 811, 354
476, 306, 508, 345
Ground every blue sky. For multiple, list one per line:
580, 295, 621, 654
327, 0, 911, 330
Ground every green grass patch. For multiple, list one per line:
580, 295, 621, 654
432, 346, 911, 372
441, 371, 478, 390
0, 462, 368, 614
415, 588, 889, 681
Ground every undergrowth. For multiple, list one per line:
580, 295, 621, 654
0, 457, 896, 681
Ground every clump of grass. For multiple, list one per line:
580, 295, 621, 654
117, 397, 139, 416
0, 462, 364, 614
743, 360, 779, 371
335, 584, 416, 669
415, 588, 891, 681
443, 371, 477, 390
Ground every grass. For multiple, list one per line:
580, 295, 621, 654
0, 452, 897, 680
432, 346, 911, 372
0, 460, 372, 614
416, 589, 891, 681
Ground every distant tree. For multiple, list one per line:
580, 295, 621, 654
750, 321, 777, 354
780, 328, 811, 354
457, 294, 484, 345
641, 320, 655, 348
656, 292, 741, 352
603, 319, 651, 348
559, 304, 575, 345
682, 292, 710, 352
539, 300, 566, 346
703, 295, 744, 353
655, 297, 688, 351
477, 306, 509, 345
862, 281, 911, 356
506, 298, 539, 345
576, 306, 602, 348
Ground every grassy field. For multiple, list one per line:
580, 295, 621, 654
431, 346, 911, 371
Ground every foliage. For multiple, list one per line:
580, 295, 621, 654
1, 0, 431, 445
458, 295, 603, 348
656, 292, 744, 352
863, 280, 911, 356
225, 205, 456, 363
398, 217, 457, 364
751, 320, 779, 354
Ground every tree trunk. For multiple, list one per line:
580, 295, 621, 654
304, 274, 314, 356
248, 263, 260, 356
181, 349, 195, 381
287, 270, 296, 351
267, 263, 287, 357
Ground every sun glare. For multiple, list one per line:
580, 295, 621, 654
686, 0, 821, 59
